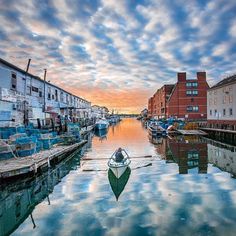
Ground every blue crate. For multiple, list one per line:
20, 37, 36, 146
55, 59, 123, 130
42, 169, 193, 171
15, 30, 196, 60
16, 148, 35, 157
0, 152, 15, 160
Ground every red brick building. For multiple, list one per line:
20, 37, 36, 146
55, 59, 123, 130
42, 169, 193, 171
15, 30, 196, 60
167, 136, 208, 174
148, 96, 154, 117
167, 72, 209, 120
148, 85, 174, 118
148, 72, 209, 120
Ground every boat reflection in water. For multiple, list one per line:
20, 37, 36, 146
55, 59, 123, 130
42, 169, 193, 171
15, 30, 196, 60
108, 167, 131, 201
94, 128, 108, 142
153, 135, 208, 174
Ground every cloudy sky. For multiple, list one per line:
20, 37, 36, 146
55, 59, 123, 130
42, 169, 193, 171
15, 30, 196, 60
0, 0, 236, 113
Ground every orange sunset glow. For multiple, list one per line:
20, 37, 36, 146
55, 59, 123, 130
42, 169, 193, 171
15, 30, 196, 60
64, 85, 153, 114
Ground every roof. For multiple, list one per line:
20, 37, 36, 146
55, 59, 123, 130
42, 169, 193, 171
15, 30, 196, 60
0, 57, 90, 103
210, 74, 236, 90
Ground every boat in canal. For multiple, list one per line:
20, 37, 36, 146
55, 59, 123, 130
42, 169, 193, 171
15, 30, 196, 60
95, 118, 109, 130
107, 148, 131, 178
108, 167, 131, 200
148, 122, 167, 137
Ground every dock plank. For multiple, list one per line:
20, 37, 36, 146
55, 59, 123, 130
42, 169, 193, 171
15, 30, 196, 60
177, 130, 208, 135
0, 140, 87, 179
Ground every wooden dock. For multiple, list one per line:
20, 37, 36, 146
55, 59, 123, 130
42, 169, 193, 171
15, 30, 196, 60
80, 125, 95, 135
0, 140, 87, 179
200, 127, 236, 134
177, 130, 208, 135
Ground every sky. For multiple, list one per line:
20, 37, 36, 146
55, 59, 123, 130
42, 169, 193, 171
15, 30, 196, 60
0, 0, 236, 113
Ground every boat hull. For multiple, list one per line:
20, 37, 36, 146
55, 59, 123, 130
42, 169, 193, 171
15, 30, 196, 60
95, 123, 109, 130
108, 159, 131, 179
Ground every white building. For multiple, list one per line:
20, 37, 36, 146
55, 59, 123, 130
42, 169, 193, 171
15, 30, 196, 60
207, 75, 236, 128
91, 105, 109, 118
0, 58, 91, 127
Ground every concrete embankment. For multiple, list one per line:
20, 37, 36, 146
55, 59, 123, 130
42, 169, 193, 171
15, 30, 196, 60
0, 140, 87, 179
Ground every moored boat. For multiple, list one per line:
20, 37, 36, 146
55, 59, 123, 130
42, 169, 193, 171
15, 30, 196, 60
95, 118, 109, 130
107, 148, 131, 179
148, 122, 167, 137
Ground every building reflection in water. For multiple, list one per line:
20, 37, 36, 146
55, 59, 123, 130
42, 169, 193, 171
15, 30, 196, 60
150, 135, 208, 174
207, 138, 236, 178
151, 134, 236, 177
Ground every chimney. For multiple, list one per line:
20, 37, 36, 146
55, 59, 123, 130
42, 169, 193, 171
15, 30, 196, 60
197, 72, 206, 81
177, 72, 186, 82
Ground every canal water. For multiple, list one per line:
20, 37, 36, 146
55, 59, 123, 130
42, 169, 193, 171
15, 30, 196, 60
1, 118, 236, 236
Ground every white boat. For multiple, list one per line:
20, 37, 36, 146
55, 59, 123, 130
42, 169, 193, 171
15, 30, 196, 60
95, 118, 109, 130
107, 148, 131, 179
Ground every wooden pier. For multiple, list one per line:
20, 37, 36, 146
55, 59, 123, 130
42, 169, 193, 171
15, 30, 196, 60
0, 140, 87, 179
177, 130, 208, 135
200, 127, 236, 134
200, 127, 236, 142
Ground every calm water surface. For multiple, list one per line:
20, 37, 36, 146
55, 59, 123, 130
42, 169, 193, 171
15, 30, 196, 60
1, 118, 236, 236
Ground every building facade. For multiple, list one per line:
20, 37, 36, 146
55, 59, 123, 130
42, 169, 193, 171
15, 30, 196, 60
152, 84, 175, 119
0, 58, 91, 127
207, 75, 236, 128
166, 72, 209, 120
148, 97, 154, 117
91, 105, 109, 118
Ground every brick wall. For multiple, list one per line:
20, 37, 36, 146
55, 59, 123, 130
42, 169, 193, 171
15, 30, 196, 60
167, 72, 209, 120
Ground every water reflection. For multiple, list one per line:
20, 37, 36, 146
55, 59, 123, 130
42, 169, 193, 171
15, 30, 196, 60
207, 138, 236, 177
154, 135, 208, 174
94, 129, 108, 142
108, 167, 131, 201
0, 133, 92, 236
2, 119, 236, 236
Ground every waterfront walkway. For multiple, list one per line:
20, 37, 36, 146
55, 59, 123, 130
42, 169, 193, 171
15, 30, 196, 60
0, 140, 87, 179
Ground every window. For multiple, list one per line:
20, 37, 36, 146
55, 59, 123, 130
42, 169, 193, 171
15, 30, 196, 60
214, 109, 217, 116
39, 91, 42, 97
60, 91, 64, 102
48, 87, 51, 100
187, 106, 199, 112
187, 106, 193, 112
223, 109, 226, 116
229, 108, 233, 116
11, 72, 17, 90
55, 90, 58, 101
223, 96, 227, 104
186, 82, 198, 87
32, 86, 39, 92
186, 90, 198, 96
210, 110, 212, 115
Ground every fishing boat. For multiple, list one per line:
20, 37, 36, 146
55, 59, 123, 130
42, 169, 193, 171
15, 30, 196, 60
107, 148, 131, 179
108, 167, 131, 200
148, 122, 167, 137
95, 118, 109, 130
